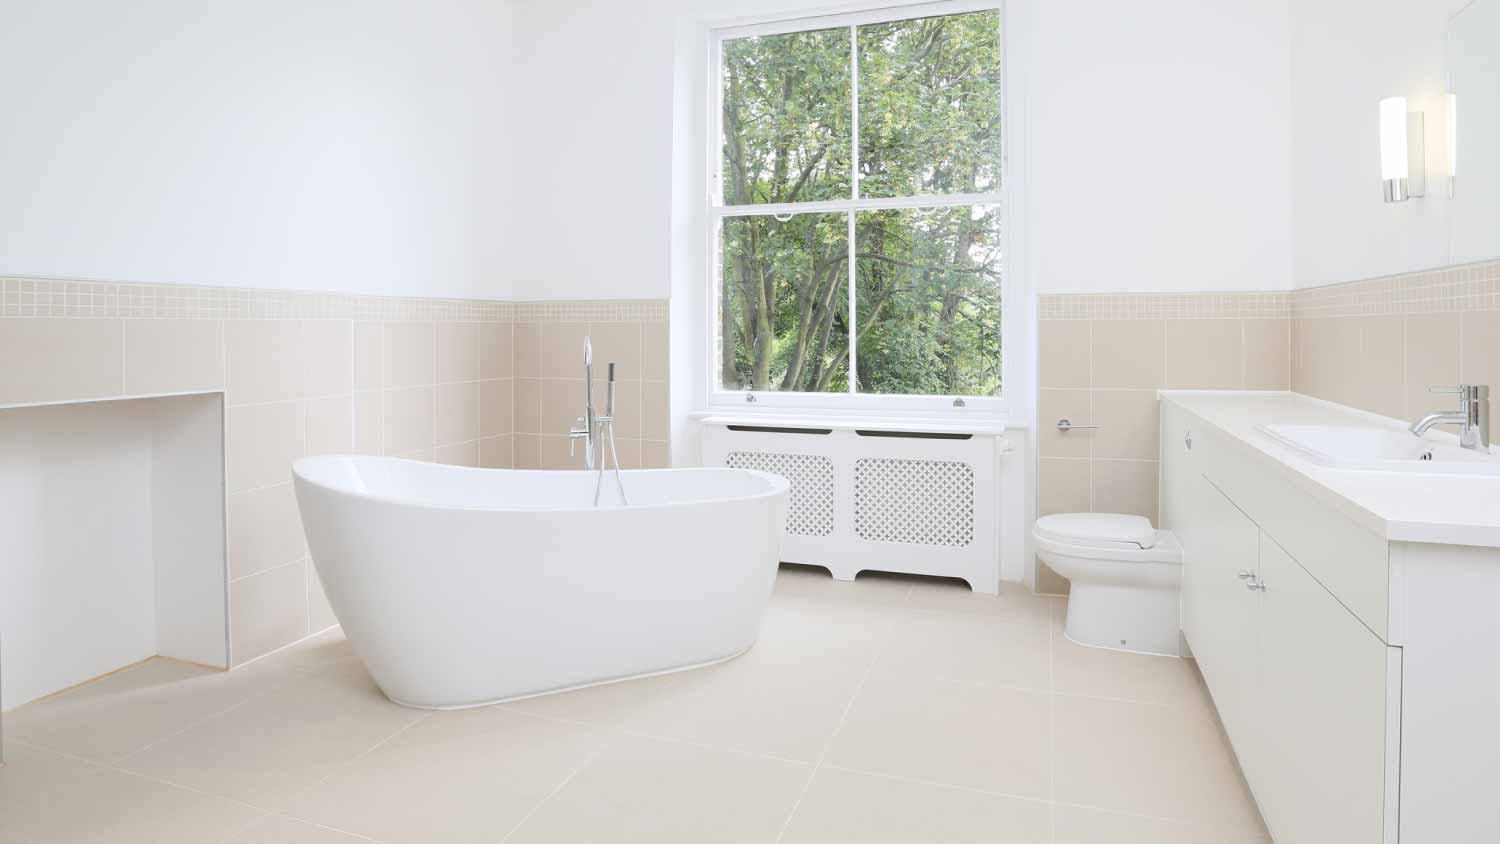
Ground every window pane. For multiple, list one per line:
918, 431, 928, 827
857, 11, 1002, 198
719, 213, 849, 392
721, 27, 852, 205
854, 206, 1001, 396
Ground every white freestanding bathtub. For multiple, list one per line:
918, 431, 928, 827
292, 456, 789, 709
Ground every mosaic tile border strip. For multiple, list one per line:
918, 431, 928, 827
1039, 291, 1291, 321
513, 300, 668, 324
1290, 259, 1500, 320
0, 276, 669, 323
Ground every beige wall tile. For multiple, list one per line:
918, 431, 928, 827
514, 324, 541, 379
226, 484, 307, 580
1091, 320, 1164, 388
1242, 318, 1289, 390
305, 395, 353, 456
1039, 458, 1090, 516
382, 322, 435, 388
123, 319, 224, 395
353, 391, 382, 454
1092, 460, 1159, 524
1289, 318, 1307, 393
514, 378, 541, 434
230, 560, 309, 665
0, 318, 124, 405
1405, 313, 1461, 421
352, 322, 382, 391
641, 380, 670, 441
1093, 390, 1160, 460
541, 323, 589, 379
598, 377, 641, 439
1040, 321, 1091, 388
642, 440, 671, 469
1301, 317, 1361, 407
540, 435, 580, 470
479, 379, 513, 437
587, 323, 643, 380
435, 440, 480, 467
1461, 310, 1500, 424
610, 437, 642, 469
479, 324, 513, 379
225, 320, 300, 405
1164, 319, 1242, 389
1353, 316, 1404, 419
437, 323, 480, 384
541, 379, 584, 436
519, 432, 545, 469
299, 321, 351, 399
382, 387, 434, 456
641, 322, 669, 381
227, 401, 303, 493
1039, 389, 1092, 458
479, 435, 514, 469
436, 381, 479, 446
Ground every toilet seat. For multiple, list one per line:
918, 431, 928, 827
1034, 513, 1181, 564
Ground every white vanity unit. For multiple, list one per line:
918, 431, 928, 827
1160, 391, 1500, 844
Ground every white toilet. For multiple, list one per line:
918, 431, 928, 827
1033, 513, 1183, 656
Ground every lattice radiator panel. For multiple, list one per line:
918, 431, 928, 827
726, 450, 835, 536
854, 458, 975, 547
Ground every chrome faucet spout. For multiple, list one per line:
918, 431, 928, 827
1409, 411, 1466, 438
1409, 384, 1490, 451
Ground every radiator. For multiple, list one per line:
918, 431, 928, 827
701, 418, 1013, 594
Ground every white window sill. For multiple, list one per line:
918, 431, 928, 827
690, 409, 1018, 436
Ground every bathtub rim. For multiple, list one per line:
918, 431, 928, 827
292, 454, 790, 515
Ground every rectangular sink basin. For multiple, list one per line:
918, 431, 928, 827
1257, 424, 1500, 476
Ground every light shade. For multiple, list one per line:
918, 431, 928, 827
1380, 97, 1409, 181
1446, 92, 1457, 180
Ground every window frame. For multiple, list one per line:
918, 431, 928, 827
706, 0, 1011, 417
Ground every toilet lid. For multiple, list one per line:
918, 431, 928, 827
1035, 513, 1158, 550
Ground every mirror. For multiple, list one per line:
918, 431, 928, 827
1448, 0, 1500, 264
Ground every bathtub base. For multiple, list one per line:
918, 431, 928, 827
382, 642, 756, 711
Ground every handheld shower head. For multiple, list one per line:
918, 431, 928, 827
583, 336, 593, 367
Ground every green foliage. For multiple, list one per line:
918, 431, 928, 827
720, 11, 1002, 397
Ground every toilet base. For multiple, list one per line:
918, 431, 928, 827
1063, 580, 1182, 657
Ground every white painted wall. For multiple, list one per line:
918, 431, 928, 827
0, 0, 513, 300
511, 0, 1295, 300
1289, 0, 1470, 287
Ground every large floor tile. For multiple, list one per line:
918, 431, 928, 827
1053, 693, 1265, 831
873, 608, 1051, 691
284, 708, 604, 844
504, 735, 809, 844
3, 658, 294, 763
771, 565, 916, 607
1053, 804, 1271, 843
116, 668, 426, 809
905, 579, 1056, 626
258, 627, 360, 676
781, 766, 1051, 844
0, 742, 265, 844
1051, 604, 1204, 706
225, 816, 376, 844
825, 674, 1051, 798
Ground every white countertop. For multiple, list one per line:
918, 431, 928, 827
1161, 391, 1500, 548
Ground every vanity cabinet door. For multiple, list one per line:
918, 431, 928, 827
1255, 532, 1392, 844
1178, 473, 1263, 781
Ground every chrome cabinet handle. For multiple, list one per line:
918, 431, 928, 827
1055, 419, 1101, 432
1184, 431, 1194, 450
1246, 578, 1267, 592
1237, 571, 1255, 580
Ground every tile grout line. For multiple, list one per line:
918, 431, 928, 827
771, 579, 913, 843
495, 744, 605, 844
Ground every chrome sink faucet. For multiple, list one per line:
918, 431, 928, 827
1410, 384, 1490, 451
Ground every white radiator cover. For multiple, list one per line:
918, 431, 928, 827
702, 420, 1015, 593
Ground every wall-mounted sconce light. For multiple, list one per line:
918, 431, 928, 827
1380, 96, 1426, 203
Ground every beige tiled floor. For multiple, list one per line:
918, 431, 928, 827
0, 566, 1269, 843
